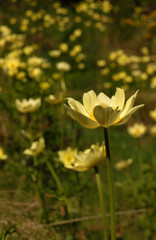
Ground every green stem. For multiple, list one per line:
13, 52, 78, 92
60, 73, 66, 93
137, 138, 142, 178
94, 166, 108, 240
104, 128, 116, 240
33, 157, 47, 223
35, 177, 47, 223
60, 103, 64, 149
45, 159, 71, 217
45, 159, 63, 193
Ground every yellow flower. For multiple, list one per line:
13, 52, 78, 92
149, 108, 156, 121
78, 63, 85, 69
127, 123, 147, 138
114, 158, 133, 171
58, 147, 78, 169
40, 81, 50, 91
23, 45, 34, 55
45, 92, 64, 104
15, 98, 41, 113
28, 67, 42, 80
97, 59, 106, 67
141, 46, 149, 55
59, 43, 68, 53
58, 144, 105, 172
23, 137, 45, 156
65, 88, 144, 129
150, 77, 156, 88
16, 71, 26, 81
52, 72, 61, 80
150, 125, 156, 137
0, 148, 8, 160
56, 61, 71, 72
73, 29, 82, 37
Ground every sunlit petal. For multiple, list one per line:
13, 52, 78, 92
64, 104, 100, 129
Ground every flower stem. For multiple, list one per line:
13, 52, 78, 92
94, 166, 108, 240
104, 128, 116, 240
137, 138, 142, 178
33, 157, 47, 223
45, 159, 63, 193
35, 176, 47, 223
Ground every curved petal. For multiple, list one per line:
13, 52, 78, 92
111, 88, 125, 110
82, 90, 99, 114
93, 106, 120, 128
116, 104, 144, 125
67, 98, 88, 116
120, 90, 139, 118
64, 104, 100, 129
97, 92, 111, 107
124, 104, 144, 117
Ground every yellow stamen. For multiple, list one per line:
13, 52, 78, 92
135, 129, 141, 135
89, 110, 96, 121
114, 117, 121, 124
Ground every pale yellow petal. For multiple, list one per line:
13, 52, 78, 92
111, 88, 125, 110
120, 90, 138, 118
67, 98, 88, 116
97, 92, 111, 107
64, 104, 100, 129
82, 90, 99, 114
116, 104, 144, 125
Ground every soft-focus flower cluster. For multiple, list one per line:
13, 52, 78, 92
23, 137, 45, 156
127, 123, 147, 138
0, 147, 8, 161
15, 98, 41, 113
58, 143, 105, 172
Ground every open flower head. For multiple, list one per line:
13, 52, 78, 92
58, 147, 78, 169
15, 98, 41, 113
0, 147, 8, 161
23, 137, 45, 156
58, 144, 105, 172
149, 108, 156, 121
127, 123, 147, 138
114, 158, 133, 171
65, 88, 144, 129
45, 92, 64, 104
150, 125, 156, 137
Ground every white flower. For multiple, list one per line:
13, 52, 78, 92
149, 108, 156, 121
127, 123, 147, 138
45, 92, 64, 104
65, 88, 144, 129
0, 148, 8, 160
150, 125, 156, 137
56, 61, 71, 72
58, 144, 105, 172
15, 98, 41, 113
23, 137, 45, 156
114, 158, 133, 171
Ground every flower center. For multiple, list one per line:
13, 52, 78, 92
135, 129, 141, 135
89, 110, 96, 121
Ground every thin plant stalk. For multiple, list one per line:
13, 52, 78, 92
35, 176, 47, 222
103, 128, 116, 240
45, 158, 70, 216
33, 156, 47, 223
45, 158, 63, 193
94, 166, 108, 240
137, 138, 142, 177
59, 72, 66, 149
60, 103, 65, 149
